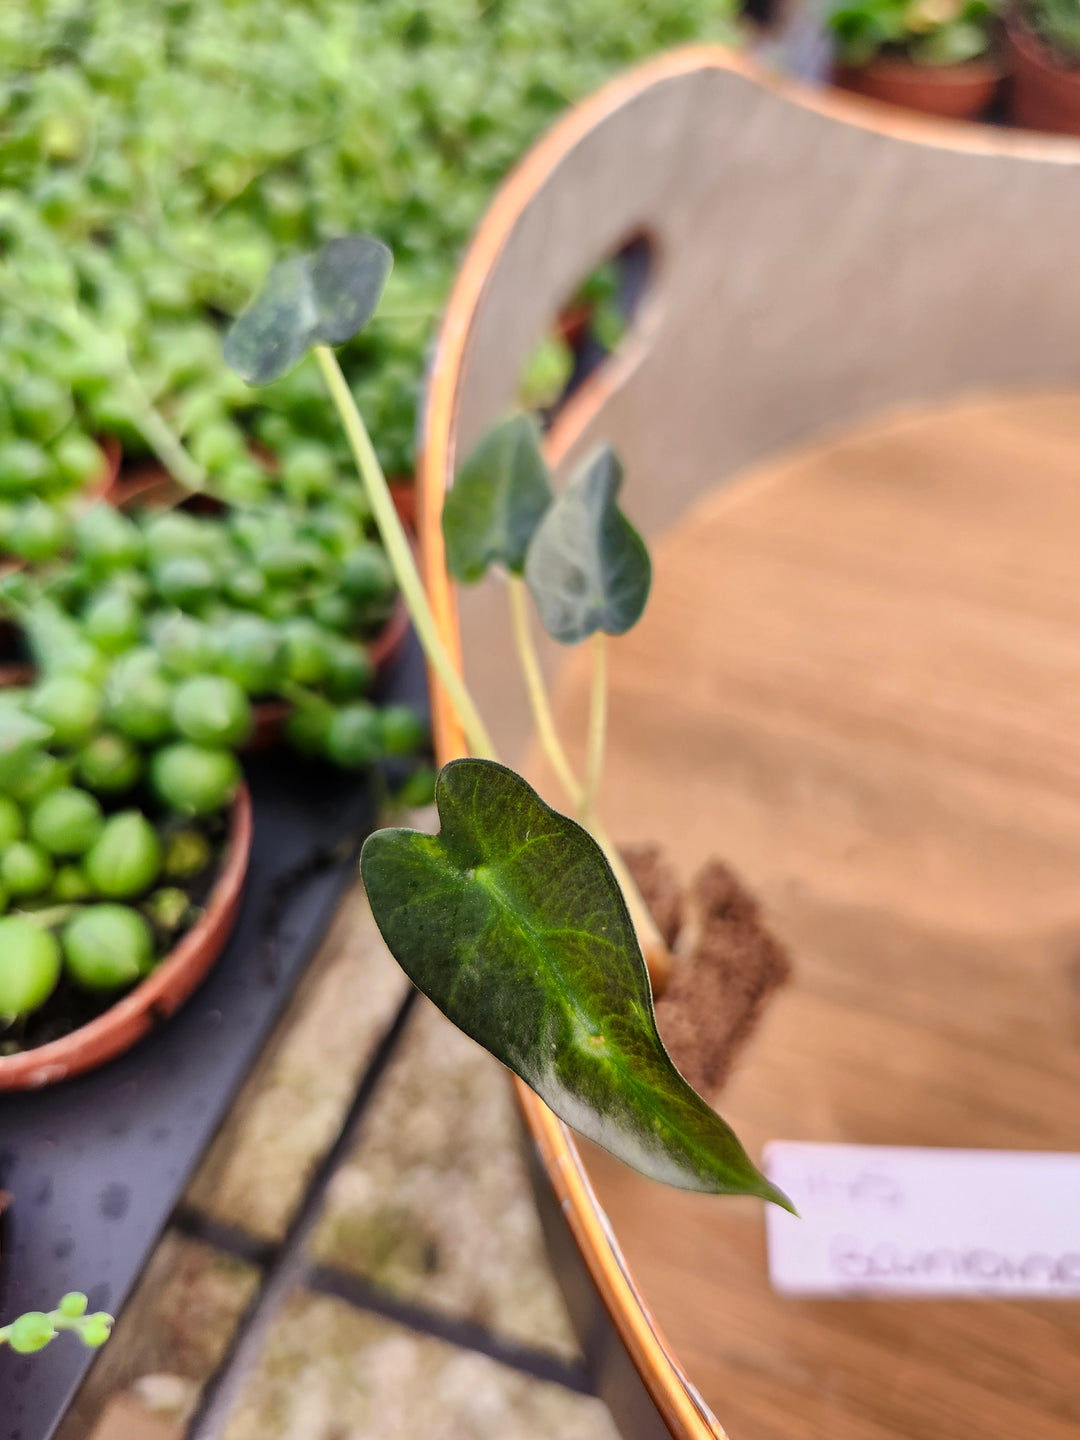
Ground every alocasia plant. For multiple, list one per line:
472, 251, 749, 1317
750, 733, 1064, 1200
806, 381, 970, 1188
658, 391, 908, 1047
226, 235, 792, 1209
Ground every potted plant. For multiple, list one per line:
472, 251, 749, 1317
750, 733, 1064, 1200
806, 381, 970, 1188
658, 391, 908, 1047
1007, 0, 1080, 132
223, 235, 792, 1207
0, 476, 431, 1085
828, 0, 1006, 119
0, 631, 254, 1090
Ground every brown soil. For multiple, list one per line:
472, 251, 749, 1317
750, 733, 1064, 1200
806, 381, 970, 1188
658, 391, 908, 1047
624, 848, 791, 1101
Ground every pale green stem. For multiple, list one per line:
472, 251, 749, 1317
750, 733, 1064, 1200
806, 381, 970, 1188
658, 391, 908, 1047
581, 632, 607, 829
314, 345, 667, 984
506, 580, 667, 981
506, 575, 582, 807
313, 345, 496, 761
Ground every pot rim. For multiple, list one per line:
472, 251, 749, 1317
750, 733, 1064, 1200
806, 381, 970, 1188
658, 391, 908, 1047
0, 781, 252, 1090
833, 51, 1007, 84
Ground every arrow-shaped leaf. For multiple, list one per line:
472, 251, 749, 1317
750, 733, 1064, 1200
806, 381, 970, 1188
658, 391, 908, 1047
361, 758, 790, 1205
224, 236, 393, 385
525, 444, 650, 644
443, 416, 553, 582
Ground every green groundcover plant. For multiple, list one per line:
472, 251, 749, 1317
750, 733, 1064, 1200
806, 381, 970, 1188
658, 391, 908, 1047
226, 235, 793, 1209
0, 0, 739, 486
828, 0, 1000, 66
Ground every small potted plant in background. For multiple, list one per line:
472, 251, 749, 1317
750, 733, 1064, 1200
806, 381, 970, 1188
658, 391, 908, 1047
1007, 0, 1080, 133
828, 0, 1006, 119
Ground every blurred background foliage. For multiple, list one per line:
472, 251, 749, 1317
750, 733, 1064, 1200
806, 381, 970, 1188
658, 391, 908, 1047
0, 0, 739, 481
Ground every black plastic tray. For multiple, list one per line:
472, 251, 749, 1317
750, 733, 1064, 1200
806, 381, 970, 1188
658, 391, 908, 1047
0, 635, 426, 1440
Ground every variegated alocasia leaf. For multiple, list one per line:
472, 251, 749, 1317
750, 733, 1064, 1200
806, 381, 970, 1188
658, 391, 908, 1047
360, 758, 791, 1205
224, 236, 393, 385
442, 416, 553, 582
525, 444, 650, 643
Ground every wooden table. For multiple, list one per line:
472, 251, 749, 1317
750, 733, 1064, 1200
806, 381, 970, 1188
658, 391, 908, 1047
528, 389, 1080, 1440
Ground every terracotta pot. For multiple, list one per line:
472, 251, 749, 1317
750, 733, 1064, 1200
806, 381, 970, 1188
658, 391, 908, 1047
0, 784, 252, 1091
1008, 18, 1080, 135
832, 55, 1004, 120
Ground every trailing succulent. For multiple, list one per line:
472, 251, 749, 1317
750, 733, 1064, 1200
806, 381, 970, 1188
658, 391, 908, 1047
0, 1293, 112, 1354
226, 235, 792, 1209
828, 0, 1001, 66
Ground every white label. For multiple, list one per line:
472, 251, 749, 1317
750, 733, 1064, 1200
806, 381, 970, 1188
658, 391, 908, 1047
763, 1142, 1080, 1299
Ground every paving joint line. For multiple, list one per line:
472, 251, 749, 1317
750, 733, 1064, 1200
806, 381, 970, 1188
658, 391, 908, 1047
305, 1259, 594, 1394
181, 985, 419, 1440
173, 1162, 596, 1398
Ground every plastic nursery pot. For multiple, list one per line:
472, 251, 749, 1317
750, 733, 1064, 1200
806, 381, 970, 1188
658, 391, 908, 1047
832, 55, 1005, 120
0, 784, 252, 1091
1007, 19, 1080, 135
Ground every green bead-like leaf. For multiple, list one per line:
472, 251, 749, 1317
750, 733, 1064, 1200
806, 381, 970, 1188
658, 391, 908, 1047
525, 444, 650, 644
224, 236, 393, 385
361, 759, 791, 1205
443, 416, 553, 581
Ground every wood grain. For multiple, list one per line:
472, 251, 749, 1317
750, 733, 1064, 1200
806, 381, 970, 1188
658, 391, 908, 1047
528, 390, 1080, 1440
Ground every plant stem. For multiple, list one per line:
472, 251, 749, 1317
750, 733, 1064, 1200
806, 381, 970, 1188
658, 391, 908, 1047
313, 345, 496, 761
582, 632, 607, 828
506, 581, 670, 992
506, 575, 581, 807
315, 346, 669, 989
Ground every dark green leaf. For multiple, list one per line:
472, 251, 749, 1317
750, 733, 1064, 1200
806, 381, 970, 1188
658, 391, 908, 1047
525, 445, 650, 644
224, 236, 393, 385
361, 759, 791, 1205
443, 416, 553, 582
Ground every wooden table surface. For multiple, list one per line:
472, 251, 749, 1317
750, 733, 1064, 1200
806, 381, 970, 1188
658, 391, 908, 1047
528, 390, 1080, 1440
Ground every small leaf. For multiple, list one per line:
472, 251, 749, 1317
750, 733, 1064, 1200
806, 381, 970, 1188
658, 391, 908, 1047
443, 416, 553, 582
361, 759, 791, 1205
525, 444, 650, 644
224, 236, 393, 385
